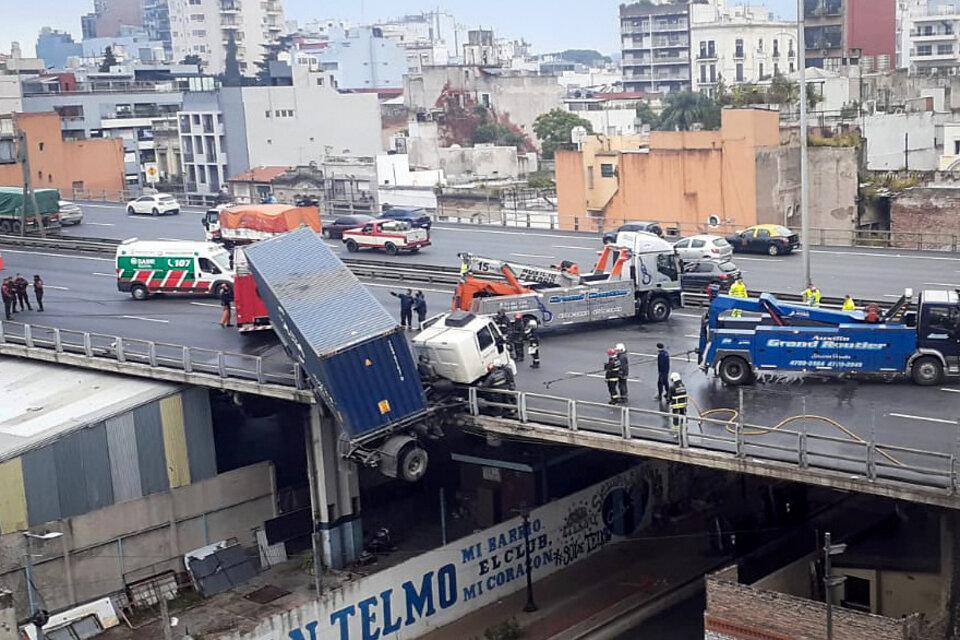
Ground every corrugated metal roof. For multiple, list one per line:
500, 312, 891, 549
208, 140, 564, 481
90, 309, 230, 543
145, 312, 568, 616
0, 358, 180, 461
244, 227, 399, 357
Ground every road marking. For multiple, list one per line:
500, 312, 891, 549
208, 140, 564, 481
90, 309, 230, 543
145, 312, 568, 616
510, 253, 555, 259
0, 249, 112, 262
159, 237, 188, 241
883, 294, 902, 298
731, 257, 783, 262
44, 285, 69, 291
889, 412, 955, 425
120, 315, 169, 324
673, 312, 703, 319
924, 282, 960, 288
92, 272, 115, 277
324, 243, 340, 249
552, 244, 598, 251
940, 388, 960, 394
190, 302, 220, 308
78, 204, 122, 209
629, 351, 694, 362
684, 333, 700, 338
363, 282, 452, 295
84, 222, 115, 227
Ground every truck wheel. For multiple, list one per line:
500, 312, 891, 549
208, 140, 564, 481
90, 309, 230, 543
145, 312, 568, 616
0, 221, 10, 234
912, 356, 944, 386
719, 356, 752, 386
322, 228, 332, 239
385, 242, 398, 256
130, 284, 149, 301
768, 244, 780, 256
346, 239, 359, 253
398, 444, 429, 482
646, 297, 672, 323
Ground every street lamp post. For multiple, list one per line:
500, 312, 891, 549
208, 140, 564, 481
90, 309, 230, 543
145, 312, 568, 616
797, 0, 811, 289
23, 531, 63, 640
520, 510, 538, 613
823, 531, 847, 640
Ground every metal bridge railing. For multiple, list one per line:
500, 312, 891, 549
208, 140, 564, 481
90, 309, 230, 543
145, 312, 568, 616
0, 321, 307, 392
466, 387, 959, 496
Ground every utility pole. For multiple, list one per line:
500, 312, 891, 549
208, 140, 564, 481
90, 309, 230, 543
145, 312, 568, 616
905, 132, 910, 171
823, 531, 847, 640
797, 0, 810, 289
15, 129, 45, 239
520, 509, 537, 613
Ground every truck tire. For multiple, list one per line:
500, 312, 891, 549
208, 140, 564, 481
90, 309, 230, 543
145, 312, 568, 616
346, 239, 359, 253
912, 356, 944, 386
130, 284, 149, 300
645, 297, 672, 323
398, 444, 429, 483
719, 356, 752, 386
384, 242, 398, 256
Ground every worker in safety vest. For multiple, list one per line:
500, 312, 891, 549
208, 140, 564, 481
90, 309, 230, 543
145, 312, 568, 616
842, 294, 856, 311
668, 372, 688, 431
802, 284, 822, 307
728, 277, 747, 318
525, 320, 541, 369
604, 348, 623, 404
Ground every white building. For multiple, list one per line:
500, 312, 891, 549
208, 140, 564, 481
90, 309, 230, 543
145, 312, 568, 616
563, 92, 644, 136
900, 0, 960, 74
376, 11, 465, 65
689, 0, 798, 95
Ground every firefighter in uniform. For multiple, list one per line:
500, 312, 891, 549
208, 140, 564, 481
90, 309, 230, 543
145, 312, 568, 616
668, 372, 688, 431
525, 320, 540, 369
728, 277, 747, 318
615, 342, 629, 404
604, 348, 623, 404
510, 313, 526, 362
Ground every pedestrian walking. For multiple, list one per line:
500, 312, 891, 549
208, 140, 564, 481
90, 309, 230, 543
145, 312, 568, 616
509, 313, 526, 362
615, 342, 629, 404
842, 294, 856, 311
668, 372, 688, 431
219, 285, 233, 327
414, 290, 427, 328
728, 276, 747, 318
525, 320, 540, 369
391, 289, 414, 329
802, 283, 821, 307
13, 274, 31, 311
656, 343, 670, 400
1, 278, 14, 320
32, 275, 44, 312
604, 348, 623, 404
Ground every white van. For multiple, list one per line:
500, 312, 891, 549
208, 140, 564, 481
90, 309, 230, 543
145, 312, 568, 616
116, 239, 234, 300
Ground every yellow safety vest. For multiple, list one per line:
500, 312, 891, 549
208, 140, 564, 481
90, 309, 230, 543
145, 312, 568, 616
842, 298, 856, 311
729, 282, 747, 298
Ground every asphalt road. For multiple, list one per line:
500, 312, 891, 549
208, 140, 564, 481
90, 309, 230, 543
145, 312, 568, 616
1, 246, 958, 468
59, 201, 960, 301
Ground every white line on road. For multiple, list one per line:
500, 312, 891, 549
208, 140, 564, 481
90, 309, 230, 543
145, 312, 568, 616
808, 249, 960, 262
940, 388, 960, 394
0, 249, 112, 262
566, 370, 647, 384
79, 204, 122, 209
883, 294, 902, 298
159, 237, 188, 241
120, 315, 169, 324
92, 272, 115, 277
629, 351, 694, 362
889, 412, 955, 425
190, 302, 220, 308
731, 257, 783, 262
673, 312, 703, 319
552, 245, 598, 251
44, 285, 69, 291
510, 253, 555, 259
684, 333, 700, 338
363, 282, 452, 295
83, 222, 115, 227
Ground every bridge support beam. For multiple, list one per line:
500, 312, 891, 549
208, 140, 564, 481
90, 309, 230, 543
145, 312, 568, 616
305, 405, 362, 571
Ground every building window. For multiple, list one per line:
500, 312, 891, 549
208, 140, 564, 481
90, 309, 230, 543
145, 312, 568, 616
586, 166, 594, 189
190, 13, 204, 21
700, 65, 707, 83
735, 38, 744, 58
709, 64, 716, 82
707, 40, 715, 58
917, 45, 932, 57
600, 163, 615, 178
265, 110, 271, 118
699, 41, 706, 58
316, 76, 324, 86
790, 62, 795, 72
759, 62, 765, 78
758, 38, 764, 52
954, 140, 960, 155
774, 63, 779, 76
189, 0, 201, 4
773, 39, 779, 56
938, 44, 954, 55
38, 142, 44, 151
736, 63, 744, 82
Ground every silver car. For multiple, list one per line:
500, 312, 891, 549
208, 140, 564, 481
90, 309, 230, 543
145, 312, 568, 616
58, 200, 83, 225
673, 234, 732, 262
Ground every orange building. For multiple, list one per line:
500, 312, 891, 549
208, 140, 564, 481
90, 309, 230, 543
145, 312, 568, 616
555, 108, 782, 235
0, 112, 125, 198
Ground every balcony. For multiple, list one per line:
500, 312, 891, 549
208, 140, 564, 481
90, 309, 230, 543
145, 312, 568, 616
59, 116, 86, 130
220, 1, 238, 11
650, 55, 689, 65
911, 30, 956, 42
652, 20, 689, 33
697, 51, 718, 60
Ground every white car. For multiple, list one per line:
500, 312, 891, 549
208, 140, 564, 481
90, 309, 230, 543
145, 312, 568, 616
58, 200, 83, 225
126, 193, 180, 216
673, 234, 733, 262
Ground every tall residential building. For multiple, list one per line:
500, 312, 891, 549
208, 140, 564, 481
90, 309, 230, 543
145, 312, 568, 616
620, 1, 692, 93
690, 2, 798, 95
804, 0, 896, 71
81, 0, 144, 39
36, 28, 83, 68
900, 0, 960, 73
144, 0, 285, 74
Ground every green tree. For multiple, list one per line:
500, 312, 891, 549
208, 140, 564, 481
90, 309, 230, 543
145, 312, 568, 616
222, 31, 241, 86
532, 109, 593, 159
635, 101, 659, 130
766, 74, 798, 106
657, 91, 720, 131
180, 54, 204, 72
99, 46, 118, 72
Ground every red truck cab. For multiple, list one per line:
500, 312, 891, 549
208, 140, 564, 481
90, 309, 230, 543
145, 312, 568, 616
233, 249, 271, 332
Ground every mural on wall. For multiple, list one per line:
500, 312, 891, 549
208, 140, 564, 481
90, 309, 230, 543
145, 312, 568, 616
219, 461, 669, 640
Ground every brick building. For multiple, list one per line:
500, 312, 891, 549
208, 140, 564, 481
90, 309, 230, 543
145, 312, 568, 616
890, 186, 960, 250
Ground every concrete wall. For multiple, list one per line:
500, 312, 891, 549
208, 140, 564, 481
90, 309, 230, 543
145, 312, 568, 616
862, 112, 949, 171
890, 187, 960, 249
306, 27, 408, 90
0, 112, 125, 197
0, 76, 22, 115
0, 462, 275, 618
438, 145, 519, 181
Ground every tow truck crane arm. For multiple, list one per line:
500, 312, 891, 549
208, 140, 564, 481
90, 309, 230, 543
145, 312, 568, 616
458, 253, 582, 288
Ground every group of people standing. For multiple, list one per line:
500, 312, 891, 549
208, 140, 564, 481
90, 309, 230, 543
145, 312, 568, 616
493, 310, 540, 369
605, 342, 687, 426
391, 289, 429, 330
2, 274, 44, 320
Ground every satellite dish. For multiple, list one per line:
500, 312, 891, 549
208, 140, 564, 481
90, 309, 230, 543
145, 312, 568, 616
571, 126, 588, 145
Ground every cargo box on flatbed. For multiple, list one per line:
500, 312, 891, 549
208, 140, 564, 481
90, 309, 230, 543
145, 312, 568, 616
243, 228, 427, 439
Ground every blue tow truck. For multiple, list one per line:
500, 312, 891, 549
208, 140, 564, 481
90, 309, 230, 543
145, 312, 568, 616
697, 289, 960, 386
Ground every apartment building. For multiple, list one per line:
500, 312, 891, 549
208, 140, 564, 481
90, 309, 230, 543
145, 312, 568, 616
690, 2, 798, 94
376, 11, 465, 65
81, 0, 144, 39
901, 1, 960, 74
144, 0, 285, 75
620, 1, 691, 93
291, 26, 408, 90
804, 0, 896, 71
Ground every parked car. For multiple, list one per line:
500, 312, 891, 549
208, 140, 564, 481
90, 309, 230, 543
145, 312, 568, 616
603, 221, 664, 244
726, 224, 799, 256
126, 193, 180, 216
680, 259, 742, 292
343, 220, 431, 255
673, 234, 732, 262
322, 214, 376, 239
58, 200, 83, 226
379, 207, 432, 230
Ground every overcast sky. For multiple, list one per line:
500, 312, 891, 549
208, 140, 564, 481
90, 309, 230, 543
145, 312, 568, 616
2, 0, 799, 59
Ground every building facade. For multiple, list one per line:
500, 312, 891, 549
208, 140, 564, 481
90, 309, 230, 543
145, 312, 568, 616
620, 1, 691, 93
81, 0, 144, 39
375, 11, 465, 65
902, 1, 960, 74
804, 0, 896, 71
292, 26, 408, 90
36, 28, 83, 68
690, 2, 798, 94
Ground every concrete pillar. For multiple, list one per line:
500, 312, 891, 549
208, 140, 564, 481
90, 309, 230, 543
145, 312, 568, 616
305, 405, 362, 570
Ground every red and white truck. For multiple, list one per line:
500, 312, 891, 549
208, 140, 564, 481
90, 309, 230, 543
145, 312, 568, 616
342, 220, 430, 255
233, 248, 272, 332
202, 204, 322, 248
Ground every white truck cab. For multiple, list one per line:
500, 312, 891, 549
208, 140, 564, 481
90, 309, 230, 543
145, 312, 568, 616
412, 311, 515, 384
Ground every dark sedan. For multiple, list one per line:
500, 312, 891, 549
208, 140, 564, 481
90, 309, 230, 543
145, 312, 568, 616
322, 214, 376, 239
680, 259, 742, 293
379, 207, 432, 229
726, 224, 800, 256
602, 221, 664, 244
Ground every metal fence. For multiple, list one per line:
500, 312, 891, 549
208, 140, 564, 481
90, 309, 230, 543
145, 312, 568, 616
466, 387, 960, 498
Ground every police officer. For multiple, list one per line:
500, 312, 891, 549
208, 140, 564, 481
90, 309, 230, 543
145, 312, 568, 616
728, 276, 747, 318
391, 289, 415, 329
525, 319, 540, 369
615, 342, 629, 403
668, 372, 688, 431
842, 294, 856, 311
414, 290, 427, 328
656, 343, 670, 400
604, 348, 622, 404
510, 313, 526, 362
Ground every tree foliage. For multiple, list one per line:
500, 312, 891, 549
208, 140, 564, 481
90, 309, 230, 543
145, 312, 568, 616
532, 109, 593, 158
635, 101, 659, 130
222, 32, 241, 86
99, 46, 118, 72
657, 91, 721, 131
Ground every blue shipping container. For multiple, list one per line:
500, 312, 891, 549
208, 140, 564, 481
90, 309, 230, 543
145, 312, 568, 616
244, 228, 428, 439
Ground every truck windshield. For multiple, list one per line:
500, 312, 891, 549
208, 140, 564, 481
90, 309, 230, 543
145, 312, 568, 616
657, 254, 679, 281
210, 250, 231, 273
